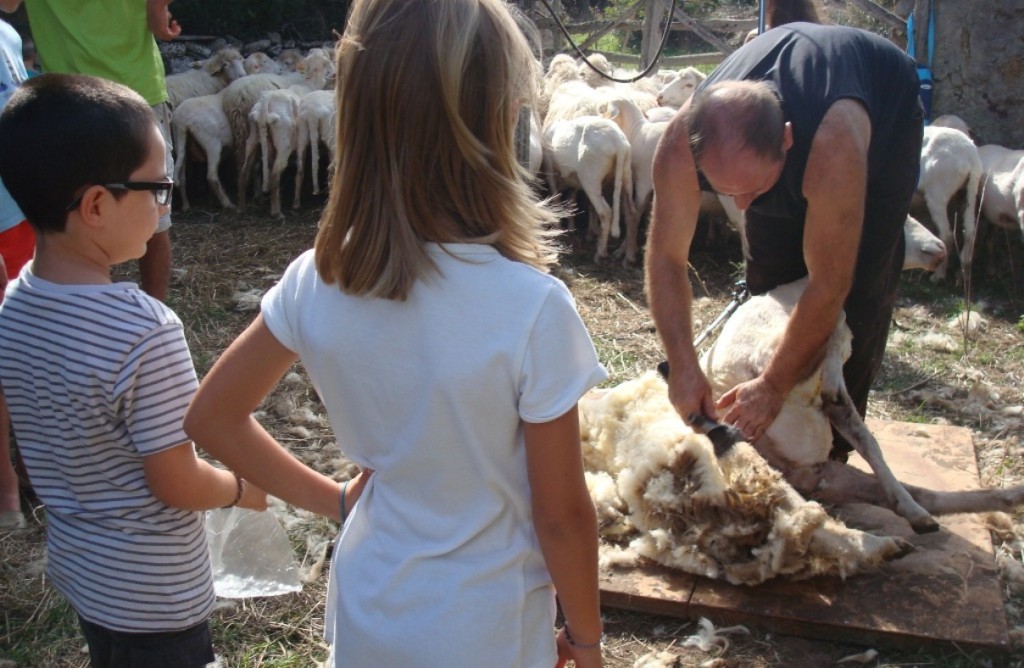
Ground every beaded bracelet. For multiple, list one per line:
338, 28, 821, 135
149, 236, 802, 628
564, 623, 604, 649
223, 472, 245, 508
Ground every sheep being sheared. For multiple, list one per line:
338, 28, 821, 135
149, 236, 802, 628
582, 275, 1024, 583
700, 277, 1024, 530
580, 371, 912, 585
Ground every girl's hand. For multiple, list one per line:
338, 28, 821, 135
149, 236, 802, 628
555, 626, 602, 668
340, 468, 374, 523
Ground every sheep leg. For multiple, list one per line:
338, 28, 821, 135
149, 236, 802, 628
294, 124, 307, 210
238, 125, 261, 211
619, 190, 651, 267
269, 149, 289, 218
925, 194, 954, 281
259, 120, 273, 195
822, 389, 939, 533
204, 144, 235, 210
171, 120, 191, 212
582, 187, 612, 262
310, 122, 322, 195
959, 171, 980, 294
790, 460, 1024, 516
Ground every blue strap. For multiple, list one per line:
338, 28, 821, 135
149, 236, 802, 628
907, 13, 916, 59
906, 4, 935, 68
926, 3, 935, 69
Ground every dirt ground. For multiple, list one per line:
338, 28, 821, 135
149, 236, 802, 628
2, 190, 1024, 666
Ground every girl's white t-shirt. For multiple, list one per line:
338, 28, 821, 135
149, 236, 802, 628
261, 244, 607, 667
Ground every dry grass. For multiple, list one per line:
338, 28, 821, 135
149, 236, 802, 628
2, 199, 1023, 667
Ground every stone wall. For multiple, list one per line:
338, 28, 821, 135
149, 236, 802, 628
930, 1, 1024, 147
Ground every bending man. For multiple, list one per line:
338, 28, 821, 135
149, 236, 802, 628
647, 22, 923, 458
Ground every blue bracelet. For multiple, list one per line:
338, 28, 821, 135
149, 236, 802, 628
340, 479, 351, 524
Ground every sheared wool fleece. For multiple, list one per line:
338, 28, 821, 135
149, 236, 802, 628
579, 371, 909, 585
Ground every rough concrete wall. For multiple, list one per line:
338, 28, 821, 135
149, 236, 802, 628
931, 1, 1024, 148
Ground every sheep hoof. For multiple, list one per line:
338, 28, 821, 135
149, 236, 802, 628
892, 537, 915, 557
909, 516, 941, 534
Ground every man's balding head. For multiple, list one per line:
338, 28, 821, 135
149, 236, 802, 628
683, 80, 787, 166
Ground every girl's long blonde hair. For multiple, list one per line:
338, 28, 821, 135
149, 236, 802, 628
315, 0, 560, 300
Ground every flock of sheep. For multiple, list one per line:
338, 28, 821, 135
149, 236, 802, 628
167, 44, 1024, 286
167, 46, 337, 217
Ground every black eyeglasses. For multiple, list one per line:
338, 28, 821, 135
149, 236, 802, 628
65, 180, 175, 212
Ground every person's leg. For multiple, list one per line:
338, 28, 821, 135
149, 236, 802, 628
79, 615, 215, 668
0, 221, 35, 527
0, 396, 23, 527
139, 230, 171, 302
140, 102, 174, 301
78, 615, 115, 668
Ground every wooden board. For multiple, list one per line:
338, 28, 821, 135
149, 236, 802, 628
599, 420, 1010, 656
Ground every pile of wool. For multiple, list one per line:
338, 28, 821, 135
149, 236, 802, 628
579, 371, 910, 585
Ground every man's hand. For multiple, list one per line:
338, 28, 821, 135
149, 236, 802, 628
667, 363, 719, 428
716, 374, 785, 442
146, 0, 181, 41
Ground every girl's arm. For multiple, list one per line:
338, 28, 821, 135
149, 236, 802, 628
183, 314, 344, 522
524, 407, 603, 668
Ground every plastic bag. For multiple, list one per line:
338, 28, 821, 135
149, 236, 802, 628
205, 506, 303, 598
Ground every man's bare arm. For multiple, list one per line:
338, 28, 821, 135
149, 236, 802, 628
0, 0, 23, 14
764, 99, 870, 394
646, 104, 717, 423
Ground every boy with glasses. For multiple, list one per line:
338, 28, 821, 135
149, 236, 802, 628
0, 73, 267, 668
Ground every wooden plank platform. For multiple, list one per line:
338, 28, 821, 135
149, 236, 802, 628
599, 420, 1010, 656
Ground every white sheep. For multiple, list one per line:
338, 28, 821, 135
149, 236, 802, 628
222, 73, 293, 208
543, 69, 658, 132
655, 66, 707, 108
537, 54, 581, 121
170, 91, 234, 211
543, 115, 633, 262
251, 87, 304, 217
243, 51, 285, 75
916, 125, 983, 283
644, 106, 678, 123
602, 95, 668, 265
224, 51, 333, 209
543, 80, 611, 130
244, 52, 334, 215
931, 113, 972, 139
165, 48, 246, 109
902, 214, 947, 272
977, 143, 1024, 240
294, 90, 336, 204
578, 52, 613, 88
276, 48, 305, 73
